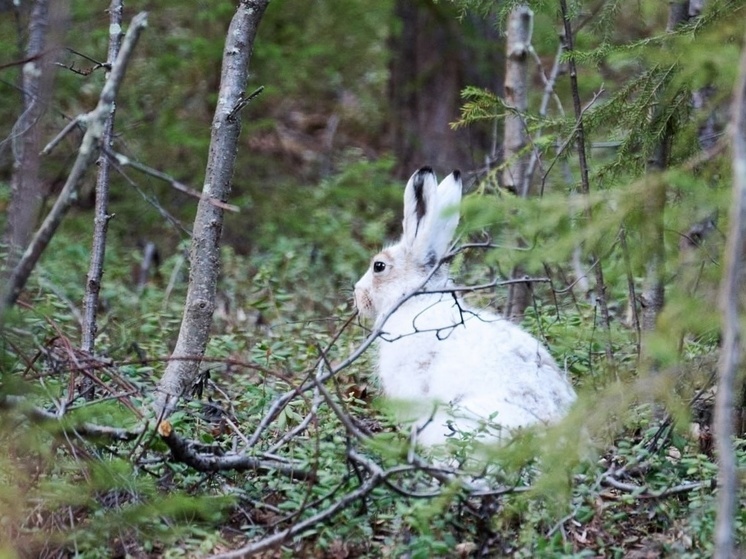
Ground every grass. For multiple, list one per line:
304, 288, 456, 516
0, 212, 741, 557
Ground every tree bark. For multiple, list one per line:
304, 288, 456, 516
3, 0, 68, 269
502, 5, 531, 196
640, 2, 690, 335
713, 30, 746, 559
388, 0, 500, 177
0, 12, 148, 317
154, 0, 270, 419
503, 4, 533, 322
78, 0, 124, 398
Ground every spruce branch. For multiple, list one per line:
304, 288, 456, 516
558, 0, 614, 364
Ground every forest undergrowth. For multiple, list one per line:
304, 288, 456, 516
1, 192, 742, 558
2, 0, 746, 557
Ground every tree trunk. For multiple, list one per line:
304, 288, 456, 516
640, 2, 690, 334
78, 0, 124, 399
388, 0, 500, 177
0, 12, 147, 316
713, 31, 746, 559
503, 4, 533, 322
3, 0, 68, 269
559, 0, 614, 363
502, 5, 531, 196
154, 0, 270, 419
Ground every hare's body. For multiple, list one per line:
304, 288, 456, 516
375, 293, 574, 446
354, 168, 575, 447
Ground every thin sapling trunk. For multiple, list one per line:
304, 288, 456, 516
154, 0, 270, 419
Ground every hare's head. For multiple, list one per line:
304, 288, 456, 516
354, 167, 462, 320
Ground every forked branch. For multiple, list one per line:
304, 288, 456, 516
1, 12, 148, 316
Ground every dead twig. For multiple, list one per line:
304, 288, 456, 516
1, 12, 149, 315
157, 420, 313, 480
107, 149, 240, 212
227, 85, 264, 122
0, 394, 143, 442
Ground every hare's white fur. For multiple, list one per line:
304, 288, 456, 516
354, 168, 576, 447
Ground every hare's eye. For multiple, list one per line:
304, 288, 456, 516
373, 261, 386, 273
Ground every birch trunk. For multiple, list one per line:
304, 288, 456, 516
503, 4, 532, 322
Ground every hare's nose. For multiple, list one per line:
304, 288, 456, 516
353, 276, 366, 292
353, 285, 365, 302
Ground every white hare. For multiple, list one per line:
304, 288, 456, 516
354, 167, 576, 447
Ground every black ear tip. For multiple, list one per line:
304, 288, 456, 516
452, 169, 461, 181
417, 166, 434, 175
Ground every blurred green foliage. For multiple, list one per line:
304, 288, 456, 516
1, 0, 745, 556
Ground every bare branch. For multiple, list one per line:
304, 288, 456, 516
1, 12, 148, 316
210, 450, 410, 559
40, 114, 83, 155
108, 149, 240, 212
525, 37, 565, 194
558, 0, 614, 363
156, 421, 313, 480
54, 47, 110, 76
0, 394, 143, 442
601, 472, 712, 499
265, 383, 323, 454
80, 0, 124, 384
227, 85, 265, 121
0, 51, 47, 71
311, 361, 369, 441
713, 31, 746, 559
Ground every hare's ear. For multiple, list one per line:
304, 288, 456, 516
402, 167, 438, 248
428, 170, 462, 259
